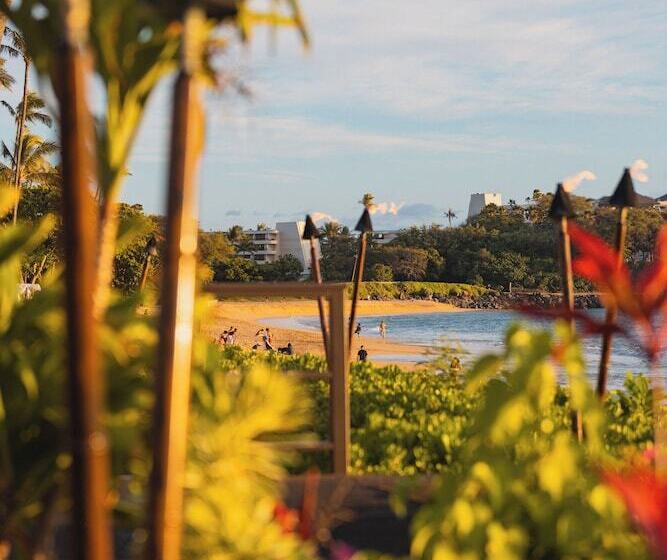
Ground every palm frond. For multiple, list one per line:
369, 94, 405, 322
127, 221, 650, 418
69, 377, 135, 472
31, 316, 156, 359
1, 99, 16, 117
1, 141, 14, 164
0, 65, 14, 90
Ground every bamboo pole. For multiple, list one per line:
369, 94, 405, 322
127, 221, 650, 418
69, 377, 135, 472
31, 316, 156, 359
348, 209, 372, 355
597, 168, 636, 398
303, 215, 330, 362
596, 207, 627, 396
549, 184, 582, 441
11, 56, 29, 225
57, 0, 113, 558
139, 236, 158, 291
147, 7, 205, 560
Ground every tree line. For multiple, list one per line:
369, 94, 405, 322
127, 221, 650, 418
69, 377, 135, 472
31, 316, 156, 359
319, 190, 665, 291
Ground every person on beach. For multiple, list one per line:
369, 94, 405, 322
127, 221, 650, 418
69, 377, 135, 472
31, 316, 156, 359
263, 328, 274, 351
278, 342, 293, 355
354, 322, 362, 337
219, 332, 228, 345
226, 326, 237, 345
357, 346, 368, 362
379, 320, 387, 339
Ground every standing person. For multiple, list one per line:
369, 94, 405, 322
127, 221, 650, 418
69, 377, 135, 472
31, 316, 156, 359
263, 328, 274, 351
219, 332, 228, 345
379, 320, 387, 339
227, 326, 237, 345
354, 322, 362, 337
357, 345, 368, 362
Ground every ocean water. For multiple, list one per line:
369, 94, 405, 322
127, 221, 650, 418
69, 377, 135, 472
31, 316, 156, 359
265, 310, 666, 390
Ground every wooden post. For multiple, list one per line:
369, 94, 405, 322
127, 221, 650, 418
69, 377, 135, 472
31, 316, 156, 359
147, 8, 205, 560
139, 237, 158, 291
58, 0, 113, 557
549, 184, 582, 441
558, 217, 575, 330
329, 288, 349, 474
597, 207, 627, 396
597, 168, 636, 398
348, 209, 372, 354
303, 215, 329, 362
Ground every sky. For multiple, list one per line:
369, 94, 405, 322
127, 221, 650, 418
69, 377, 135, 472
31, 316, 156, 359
2, 1, 666, 230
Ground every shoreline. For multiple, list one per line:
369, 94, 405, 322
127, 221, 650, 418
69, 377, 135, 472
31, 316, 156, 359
203, 299, 461, 369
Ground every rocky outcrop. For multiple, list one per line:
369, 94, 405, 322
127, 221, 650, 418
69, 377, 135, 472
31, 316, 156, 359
433, 291, 602, 310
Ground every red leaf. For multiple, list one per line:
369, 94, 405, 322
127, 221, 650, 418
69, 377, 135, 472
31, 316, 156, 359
636, 226, 667, 314
603, 468, 667, 559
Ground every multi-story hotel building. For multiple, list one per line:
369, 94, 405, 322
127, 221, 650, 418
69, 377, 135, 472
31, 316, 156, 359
242, 221, 317, 272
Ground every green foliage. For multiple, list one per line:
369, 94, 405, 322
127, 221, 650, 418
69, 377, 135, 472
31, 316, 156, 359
371, 263, 393, 281
112, 203, 161, 292
262, 254, 304, 281
392, 196, 664, 290
357, 281, 489, 301
213, 256, 263, 282
199, 231, 235, 268
410, 325, 648, 559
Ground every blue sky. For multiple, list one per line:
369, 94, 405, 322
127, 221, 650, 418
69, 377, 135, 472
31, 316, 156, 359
2, 1, 666, 230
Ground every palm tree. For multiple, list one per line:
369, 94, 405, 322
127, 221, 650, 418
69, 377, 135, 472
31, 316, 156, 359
0, 58, 13, 90
1, 27, 31, 224
1, 134, 60, 215
319, 221, 342, 239
359, 192, 375, 209
2, 91, 53, 128
445, 208, 457, 227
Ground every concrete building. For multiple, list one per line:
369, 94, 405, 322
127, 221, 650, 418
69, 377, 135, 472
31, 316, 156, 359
370, 231, 400, 245
243, 221, 316, 272
468, 192, 503, 220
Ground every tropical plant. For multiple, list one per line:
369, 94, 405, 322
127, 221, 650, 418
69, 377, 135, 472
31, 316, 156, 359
1, 91, 52, 128
0, 57, 12, 90
1, 133, 60, 193
445, 208, 457, 227
319, 220, 343, 239
0, 27, 30, 224
360, 192, 375, 209
410, 324, 648, 559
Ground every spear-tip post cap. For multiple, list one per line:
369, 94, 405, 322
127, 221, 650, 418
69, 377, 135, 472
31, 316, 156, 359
302, 215, 320, 240
608, 168, 638, 208
355, 208, 373, 233
548, 183, 576, 220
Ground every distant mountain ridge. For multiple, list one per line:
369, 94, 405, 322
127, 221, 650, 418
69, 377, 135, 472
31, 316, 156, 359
597, 192, 664, 207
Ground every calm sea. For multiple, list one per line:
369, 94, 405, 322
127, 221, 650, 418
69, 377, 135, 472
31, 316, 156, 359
265, 309, 665, 390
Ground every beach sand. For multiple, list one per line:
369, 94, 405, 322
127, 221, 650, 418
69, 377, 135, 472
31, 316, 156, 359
203, 298, 462, 368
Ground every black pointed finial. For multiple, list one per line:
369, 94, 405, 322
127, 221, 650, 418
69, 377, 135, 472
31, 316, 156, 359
355, 208, 373, 233
302, 215, 319, 240
608, 168, 638, 208
145, 236, 158, 257
549, 183, 576, 220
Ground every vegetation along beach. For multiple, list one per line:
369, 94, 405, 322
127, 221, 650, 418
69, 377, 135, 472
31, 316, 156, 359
1, 2, 666, 559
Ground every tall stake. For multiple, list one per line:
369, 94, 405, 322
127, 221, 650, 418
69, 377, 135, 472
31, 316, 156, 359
303, 215, 330, 362
58, 0, 113, 558
549, 183, 582, 440
11, 55, 29, 225
348, 209, 372, 355
597, 168, 636, 398
147, 8, 205, 560
139, 236, 158, 291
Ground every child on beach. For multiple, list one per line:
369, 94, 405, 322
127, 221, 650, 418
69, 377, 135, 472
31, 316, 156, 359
357, 346, 368, 362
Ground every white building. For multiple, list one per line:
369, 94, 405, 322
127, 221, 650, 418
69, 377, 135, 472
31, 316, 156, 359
468, 192, 503, 220
371, 231, 400, 245
243, 221, 316, 272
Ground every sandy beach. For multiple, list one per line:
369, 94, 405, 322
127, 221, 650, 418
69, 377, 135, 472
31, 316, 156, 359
203, 298, 462, 368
